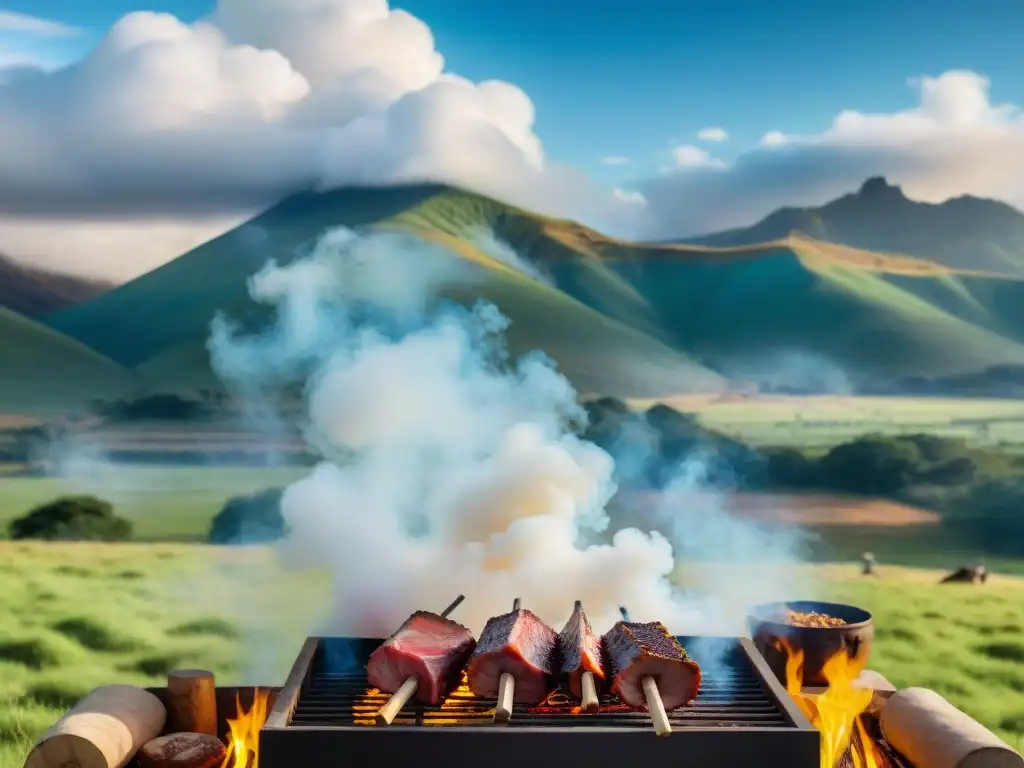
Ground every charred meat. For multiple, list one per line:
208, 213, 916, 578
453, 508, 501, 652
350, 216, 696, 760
558, 601, 605, 700
602, 620, 701, 710
466, 608, 558, 705
367, 611, 477, 705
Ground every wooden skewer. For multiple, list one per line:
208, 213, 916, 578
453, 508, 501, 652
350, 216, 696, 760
494, 598, 522, 724
619, 605, 672, 737
375, 594, 466, 726
575, 601, 600, 714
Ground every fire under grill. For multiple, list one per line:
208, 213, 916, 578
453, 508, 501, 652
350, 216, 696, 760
261, 636, 820, 767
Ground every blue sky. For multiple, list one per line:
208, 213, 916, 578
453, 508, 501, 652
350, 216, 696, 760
4, 0, 1022, 185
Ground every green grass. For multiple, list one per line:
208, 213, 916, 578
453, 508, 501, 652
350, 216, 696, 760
0, 543, 328, 767
0, 546, 1021, 768
0, 466, 307, 541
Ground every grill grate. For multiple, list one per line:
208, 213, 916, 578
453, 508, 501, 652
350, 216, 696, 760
291, 641, 790, 729
260, 636, 820, 768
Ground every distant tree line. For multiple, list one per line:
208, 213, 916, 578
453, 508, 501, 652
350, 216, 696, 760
9, 395, 1024, 555
583, 396, 1024, 555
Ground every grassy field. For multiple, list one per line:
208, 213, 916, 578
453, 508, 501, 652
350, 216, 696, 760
628, 393, 1024, 448
0, 545, 1021, 767
0, 466, 308, 540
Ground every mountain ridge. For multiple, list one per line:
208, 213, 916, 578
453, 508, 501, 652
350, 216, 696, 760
0, 253, 113, 318
680, 177, 1024, 275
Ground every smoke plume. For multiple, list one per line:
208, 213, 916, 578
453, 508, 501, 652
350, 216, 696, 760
209, 226, 810, 643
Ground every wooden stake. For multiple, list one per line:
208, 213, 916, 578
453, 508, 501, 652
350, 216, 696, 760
581, 671, 599, 714
574, 602, 599, 714
25, 685, 166, 768
642, 676, 672, 737
620, 605, 671, 736
166, 669, 217, 736
375, 594, 466, 726
374, 678, 419, 726
493, 597, 521, 724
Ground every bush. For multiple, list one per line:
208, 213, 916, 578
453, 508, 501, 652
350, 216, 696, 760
945, 477, 1024, 556
208, 488, 286, 545
8, 496, 132, 541
817, 435, 926, 495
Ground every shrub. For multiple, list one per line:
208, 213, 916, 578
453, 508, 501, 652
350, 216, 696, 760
817, 435, 926, 495
8, 496, 132, 541
945, 477, 1024, 556
208, 488, 286, 545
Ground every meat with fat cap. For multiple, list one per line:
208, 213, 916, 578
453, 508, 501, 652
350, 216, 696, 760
466, 607, 558, 705
602, 620, 701, 710
558, 600, 605, 701
366, 611, 477, 706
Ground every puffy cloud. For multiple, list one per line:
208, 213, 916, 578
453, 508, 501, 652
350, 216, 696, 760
696, 126, 728, 142
640, 71, 1024, 239
0, 0, 628, 279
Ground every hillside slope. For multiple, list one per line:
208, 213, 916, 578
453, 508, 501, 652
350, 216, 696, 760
0, 307, 138, 414
41, 182, 1024, 402
681, 177, 1024, 276
46, 185, 723, 399
0, 253, 112, 318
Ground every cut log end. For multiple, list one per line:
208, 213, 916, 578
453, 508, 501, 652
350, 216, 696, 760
167, 670, 217, 736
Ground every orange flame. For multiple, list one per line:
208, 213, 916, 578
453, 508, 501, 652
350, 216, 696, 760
779, 640, 882, 768
221, 689, 270, 768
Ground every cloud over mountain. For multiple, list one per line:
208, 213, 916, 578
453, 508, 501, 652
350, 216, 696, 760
0, 0, 623, 277
638, 71, 1024, 239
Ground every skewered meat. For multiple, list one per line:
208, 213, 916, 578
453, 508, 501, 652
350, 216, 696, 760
367, 611, 477, 705
466, 607, 558, 705
602, 620, 701, 710
558, 601, 605, 700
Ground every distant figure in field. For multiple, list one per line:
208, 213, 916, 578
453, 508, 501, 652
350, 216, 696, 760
939, 565, 988, 585
861, 552, 877, 576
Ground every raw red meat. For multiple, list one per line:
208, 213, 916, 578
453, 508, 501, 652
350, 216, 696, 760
366, 611, 477, 705
466, 608, 558, 705
558, 601, 605, 700
602, 620, 701, 710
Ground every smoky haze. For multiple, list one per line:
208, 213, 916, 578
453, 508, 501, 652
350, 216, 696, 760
208, 226, 813, 644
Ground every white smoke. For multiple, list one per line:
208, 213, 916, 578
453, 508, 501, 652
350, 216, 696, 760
209, 226, 810, 641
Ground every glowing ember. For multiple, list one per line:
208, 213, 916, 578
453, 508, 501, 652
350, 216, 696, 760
779, 640, 883, 768
221, 689, 270, 768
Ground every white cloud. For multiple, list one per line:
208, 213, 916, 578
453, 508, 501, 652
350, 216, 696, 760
601, 156, 630, 165
696, 126, 727, 142
0, 1, 629, 279
613, 187, 646, 205
672, 144, 726, 169
0, 11, 81, 37
640, 70, 1024, 239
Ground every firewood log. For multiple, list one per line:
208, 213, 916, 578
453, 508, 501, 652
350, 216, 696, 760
25, 685, 166, 768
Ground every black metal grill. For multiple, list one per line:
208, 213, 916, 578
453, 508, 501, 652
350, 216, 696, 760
261, 636, 820, 768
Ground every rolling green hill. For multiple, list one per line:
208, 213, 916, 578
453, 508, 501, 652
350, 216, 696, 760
0, 307, 138, 415
28, 181, 1024, 407
680, 177, 1024, 276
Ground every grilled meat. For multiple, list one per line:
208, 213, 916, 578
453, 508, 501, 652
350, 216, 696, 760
466, 608, 558, 705
558, 601, 605, 701
602, 620, 701, 710
367, 611, 477, 705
